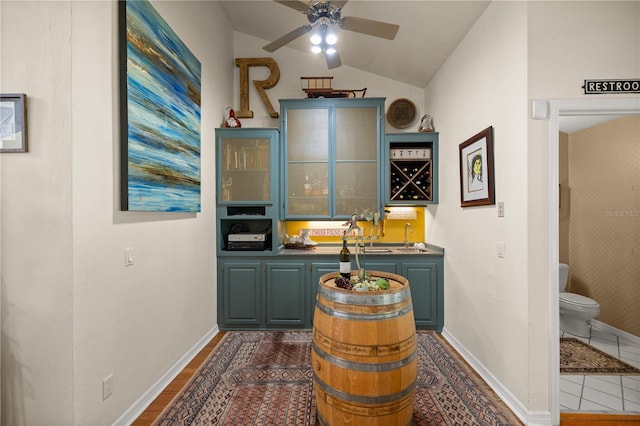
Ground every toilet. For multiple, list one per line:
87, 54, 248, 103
559, 263, 600, 337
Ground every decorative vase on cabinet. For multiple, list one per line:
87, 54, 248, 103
280, 98, 385, 219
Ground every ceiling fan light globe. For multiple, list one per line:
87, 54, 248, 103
311, 45, 322, 54
325, 33, 337, 45
310, 33, 322, 45
326, 47, 337, 55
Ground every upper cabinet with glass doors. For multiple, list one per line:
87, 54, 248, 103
217, 128, 277, 204
280, 98, 385, 219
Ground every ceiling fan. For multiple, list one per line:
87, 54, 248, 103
262, 0, 400, 69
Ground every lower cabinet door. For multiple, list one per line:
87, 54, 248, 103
402, 262, 439, 330
310, 262, 339, 325
266, 262, 306, 327
221, 262, 262, 328
362, 261, 398, 274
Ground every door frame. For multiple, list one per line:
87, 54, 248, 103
545, 97, 640, 424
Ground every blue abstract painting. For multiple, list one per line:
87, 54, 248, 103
119, 0, 201, 212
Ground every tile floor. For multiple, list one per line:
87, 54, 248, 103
560, 325, 640, 413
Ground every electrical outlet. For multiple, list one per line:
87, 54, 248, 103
103, 374, 113, 400
497, 202, 504, 217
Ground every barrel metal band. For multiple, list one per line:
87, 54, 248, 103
312, 340, 416, 371
318, 285, 409, 306
316, 300, 414, 321
314, 374, 416, 405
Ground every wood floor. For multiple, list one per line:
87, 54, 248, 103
132, 331, 227, 425
560, 413, 640, 425
131, 330, 640, 425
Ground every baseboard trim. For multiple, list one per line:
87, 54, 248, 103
113, 324, 220, 426
441, 327, 552, 426
591, 320, 640, 346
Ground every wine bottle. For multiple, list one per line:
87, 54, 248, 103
339, 235, 351, 279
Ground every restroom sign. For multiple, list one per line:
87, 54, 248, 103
582, 79, 640, 94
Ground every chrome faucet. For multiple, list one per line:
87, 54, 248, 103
404, 223, 413, 248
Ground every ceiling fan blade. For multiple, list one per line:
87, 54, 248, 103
326, 51, 341, 69
263, 25, 313, 52
340, 16, 399, 40
274, 0, 311, 13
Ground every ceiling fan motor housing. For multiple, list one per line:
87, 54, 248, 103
306, 2, 342, 26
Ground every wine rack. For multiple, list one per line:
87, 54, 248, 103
390, 159, 432, 201
385, 133, 439, 205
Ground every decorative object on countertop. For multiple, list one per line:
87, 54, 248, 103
339, 231, 351, 279
223, 107, 241, 128
285, 229, 317, 247
283, 242, 316, 250
419, 113, 435, 132
0, 93, 28, 153
342, 213, 361, 235
459, 126, 495, 207
387, 98, 417, 129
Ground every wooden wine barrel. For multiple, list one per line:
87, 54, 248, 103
312, 271, 417, 426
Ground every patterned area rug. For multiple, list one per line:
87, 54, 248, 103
153, 331, 522, 425
560, 338, 640, 375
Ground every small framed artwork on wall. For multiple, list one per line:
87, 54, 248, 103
459, 126, 495, 207
0, 94, 27, 153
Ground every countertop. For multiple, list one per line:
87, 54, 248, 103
277, 242, 444, 256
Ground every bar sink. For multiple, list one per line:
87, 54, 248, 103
395, 247, 430, 253
362, 248, 393, 253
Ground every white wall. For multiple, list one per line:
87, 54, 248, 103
526, 0, 640, 416
231, 32, 426, 132
1, 2, 75, 424
425, 1, 640, 422
424, 0, 531, 413
1, 0, 233, 424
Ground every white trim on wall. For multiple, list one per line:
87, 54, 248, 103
113, 325, 220, 425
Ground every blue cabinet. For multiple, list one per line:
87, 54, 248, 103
266, 262, 306, 327
384, 132, 439, 205
280, 98, 385, 219
218, 262, 262, 327
215, 128, 283, 256
218, 253, 444, 332
218, 260, 307, 329
402, 261, 443, 331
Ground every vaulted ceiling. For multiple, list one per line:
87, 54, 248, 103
220, 1, 491, 88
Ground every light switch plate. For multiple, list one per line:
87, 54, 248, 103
125, 248, 134, 266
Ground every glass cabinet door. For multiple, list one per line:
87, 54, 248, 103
219, 133, 272, 203
282, 98, 384, 219
335, 106, 378, 216
285, 108, 330, 216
